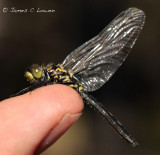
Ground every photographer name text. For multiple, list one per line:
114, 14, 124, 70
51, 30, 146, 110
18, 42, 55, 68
2, 7, 55, 13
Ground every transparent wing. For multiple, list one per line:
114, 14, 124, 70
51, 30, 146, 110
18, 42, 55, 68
62, 8, 145, 92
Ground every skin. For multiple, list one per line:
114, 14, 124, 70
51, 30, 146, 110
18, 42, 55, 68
0, 84, 84, 155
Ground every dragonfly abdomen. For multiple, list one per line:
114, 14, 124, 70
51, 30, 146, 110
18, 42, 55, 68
80, 91, 138, 147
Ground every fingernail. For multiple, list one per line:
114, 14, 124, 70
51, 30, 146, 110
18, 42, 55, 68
35, 113, 82, 154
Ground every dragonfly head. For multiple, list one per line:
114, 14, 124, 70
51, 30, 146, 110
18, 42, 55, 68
25, 64, 43, 83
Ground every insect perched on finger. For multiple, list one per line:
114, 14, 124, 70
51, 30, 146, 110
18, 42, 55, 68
13, 8, 145, 147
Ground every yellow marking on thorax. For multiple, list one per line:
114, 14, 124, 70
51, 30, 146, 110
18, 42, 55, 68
56, 68, 67, 73
54, 75, 58, 78
70, 84, 74, 88
47, 66, 53, 71
63, 76, 71, 82
78, 86, 83, 91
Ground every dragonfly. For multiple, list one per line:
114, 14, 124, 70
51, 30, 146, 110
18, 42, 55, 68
14, 8, 145, 147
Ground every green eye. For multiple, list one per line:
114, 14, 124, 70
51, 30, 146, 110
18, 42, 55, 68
31, 64, 42, 79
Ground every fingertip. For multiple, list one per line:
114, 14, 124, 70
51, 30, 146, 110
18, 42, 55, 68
30, 84, 84, 114
0, 84, 84, 154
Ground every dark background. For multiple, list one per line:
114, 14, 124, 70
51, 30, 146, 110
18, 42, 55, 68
0, 0, 160, 155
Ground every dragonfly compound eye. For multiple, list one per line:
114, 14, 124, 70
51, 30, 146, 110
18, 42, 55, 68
25, 64, 43, 83
30, 64, 42, 79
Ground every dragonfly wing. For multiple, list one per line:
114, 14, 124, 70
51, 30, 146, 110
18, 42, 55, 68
62, 8, 145, 92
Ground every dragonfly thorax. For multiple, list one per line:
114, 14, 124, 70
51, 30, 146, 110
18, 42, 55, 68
25, 63, 83, 92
